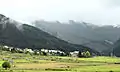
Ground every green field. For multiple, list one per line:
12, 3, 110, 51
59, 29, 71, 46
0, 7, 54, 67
0, 51, 120, 72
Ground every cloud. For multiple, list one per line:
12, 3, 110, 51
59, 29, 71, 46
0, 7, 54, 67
108, 0, 120, 6
0, 0, 120, 25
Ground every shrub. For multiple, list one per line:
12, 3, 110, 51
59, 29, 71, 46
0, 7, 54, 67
85, 51, 91, 58
80, 51, 91, 58
9, 70, 13, 72
2, 61, 11, 70
45, 68, 70, 71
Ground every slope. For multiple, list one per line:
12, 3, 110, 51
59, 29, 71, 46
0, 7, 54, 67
0, 14, 99, 54
33, 20, 120, 54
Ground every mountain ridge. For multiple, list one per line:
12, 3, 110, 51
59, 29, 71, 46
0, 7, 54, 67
0, 14, 99, 55
33, 20, 120, 55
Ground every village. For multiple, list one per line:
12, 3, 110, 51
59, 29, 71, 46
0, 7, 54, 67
0, 45, 91, 58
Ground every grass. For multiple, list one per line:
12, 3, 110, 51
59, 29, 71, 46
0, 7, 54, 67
72, 64, 120, 72
0, 61, 4, 66
78, 56, 120, 63
0, 51, 120, 72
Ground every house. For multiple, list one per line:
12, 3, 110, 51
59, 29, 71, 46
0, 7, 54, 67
24, 48, 34, 54
70, 51, 79, 57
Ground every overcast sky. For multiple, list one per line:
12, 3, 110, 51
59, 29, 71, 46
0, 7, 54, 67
0, 0, 120, 25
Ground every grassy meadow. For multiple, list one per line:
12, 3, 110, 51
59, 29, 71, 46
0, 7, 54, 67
0, 51, 120, 72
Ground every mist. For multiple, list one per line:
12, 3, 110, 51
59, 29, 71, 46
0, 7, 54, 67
0, 0, 120, 25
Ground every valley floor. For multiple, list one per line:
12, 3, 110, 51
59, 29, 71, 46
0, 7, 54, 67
0, 51, 120, 72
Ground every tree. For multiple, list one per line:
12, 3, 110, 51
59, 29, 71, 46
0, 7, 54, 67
81, 51, 91, 58
81, 52, 86, 57
42, 52, 47, 56
11, 48, 17, 53
34, 51, 39, 55
85, 51, 91, 58
78, 51, 83, 57
2, 61, 11, 70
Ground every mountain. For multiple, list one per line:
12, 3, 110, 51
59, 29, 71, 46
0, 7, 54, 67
33, 20, 120, 54
0, 14, 99, 54
113, 39, 120, 57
